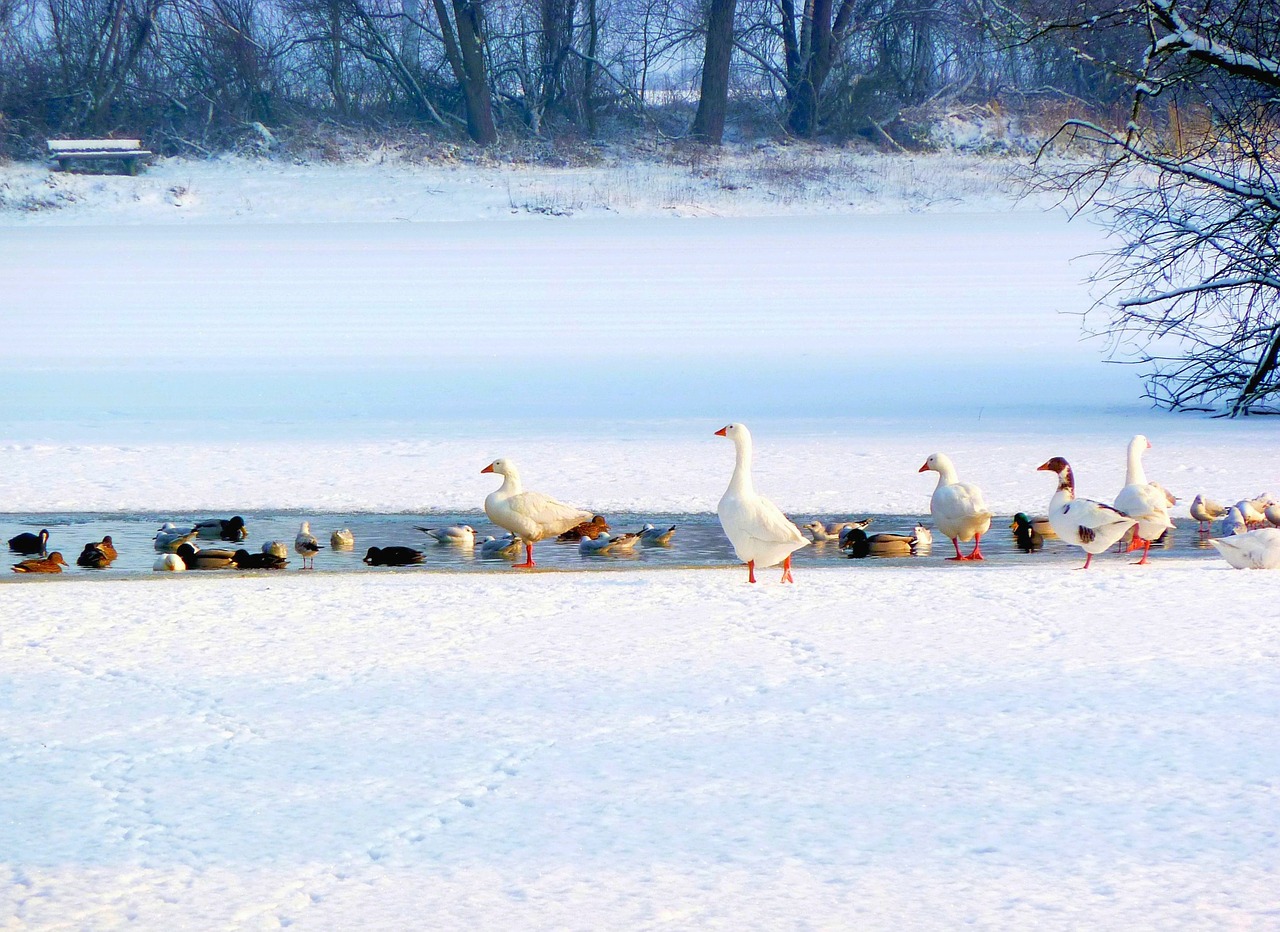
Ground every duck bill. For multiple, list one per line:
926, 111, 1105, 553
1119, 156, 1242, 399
714, 427, 728, 436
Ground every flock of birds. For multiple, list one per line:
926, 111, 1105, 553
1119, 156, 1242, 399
8, 424, 1280, 578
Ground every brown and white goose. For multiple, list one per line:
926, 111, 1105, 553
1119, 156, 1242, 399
1038, 457, 1137, 569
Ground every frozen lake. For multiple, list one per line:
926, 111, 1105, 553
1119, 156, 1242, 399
1, 212, 1138, 434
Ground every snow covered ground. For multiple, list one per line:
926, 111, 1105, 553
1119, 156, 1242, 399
2, 151, 1278, 928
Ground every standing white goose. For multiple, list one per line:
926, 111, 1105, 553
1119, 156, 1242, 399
918, 452, 992, 561
1208, 528, 1280, 569
295, 521, 322, 570
1038, 457, 1137, 569
482, 458, 593, 568
1113, 435, 1175, 565
715, 423, 808, 583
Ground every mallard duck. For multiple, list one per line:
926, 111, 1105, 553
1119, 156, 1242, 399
295, 521, 322, 569
8, 529, 49, 555
195, 516, 247, 541
231, 549, 288, 570
841, 528, 915, 558
330, 528, 355, 550
1010, 513, 1043, 553
76, 543, 114, 568
715, 424, 808, 583
362, 546, 424, 566
154, 523, 198, 552
557, 515, 611, 542
482, 459, 594, 568
12, 551, 66, 573
174, 543, 236, 569
416, 525, 477, 546
638, 524, 677, 546
920, 453, 992, 561
262, 540, 289, 559
1208, 528, 1280, 569
1037, 457, 1137, 569
1113, 436, 1175, 565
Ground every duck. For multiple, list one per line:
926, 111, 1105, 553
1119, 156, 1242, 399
153, 553, 186, 572
362, 546, 425, 566
579, 532, 642, 556
638, 524, 677, 546
91, 536, 118, 561
330, 528, 355, 550
919, 453, 992, 561
175, 542, 237, 569
76, 542, 114, 568
154, 523, 198, 552
715, 423, 808, 583
262, 540, 290, 559
1189, 494, 1227, 533
1037, 457, 1137, 569
557, 515, 611, 542
231, 549, 288, 570
8, 529, 49, 555
195, 516, 247, 541
12, 551, 66, 573
295, 521, 322, 569
1113, 435, 1175, 565
479, 534, 523, 559
841, 528, 915, 558
416, 524, 477, 546
1208, 528, 1280, 569
482, 458, 594, 568
1010, 513, 1044, 553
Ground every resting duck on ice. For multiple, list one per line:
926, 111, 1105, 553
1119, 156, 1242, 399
482, 458, 593, 568
1113, 435, 1175, 564
715, 423, 808, 583
919, 452, 992, 561
1037, 457, 1136, 569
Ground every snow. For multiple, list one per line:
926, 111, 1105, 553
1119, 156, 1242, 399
2, 151, 1279, 928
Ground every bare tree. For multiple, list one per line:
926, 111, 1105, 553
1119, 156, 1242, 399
689, 0, 735, 142
1017, 0, 1280, 414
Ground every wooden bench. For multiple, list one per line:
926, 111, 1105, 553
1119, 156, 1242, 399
47, 139, 153, 175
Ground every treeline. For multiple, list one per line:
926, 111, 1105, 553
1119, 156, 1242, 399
0, 0, 1144, 156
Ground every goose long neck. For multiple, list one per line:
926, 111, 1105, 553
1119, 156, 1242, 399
934, 460, 959, 490
501, 468, 523, 495
729, 436, 755, 495
1052, 466, 1076, 505
1126, 440, 1148, 485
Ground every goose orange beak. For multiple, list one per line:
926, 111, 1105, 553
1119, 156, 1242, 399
917, 461, 929, 472
481, 463, 494, 474
1035, 462, 1052, 471
714, 427, 728, 436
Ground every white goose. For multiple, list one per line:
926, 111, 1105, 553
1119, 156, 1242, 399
715, 423, 808, 583
1113, 435, 1175, 564
1189, 494, 1227, 533
918, 452, 992, 560
482, 458, 593, 568
1038, 457, 1137, 569
1208, 528, 1280, 569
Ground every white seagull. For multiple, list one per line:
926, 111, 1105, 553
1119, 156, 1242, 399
715, 423, 808, 583
295, 521, 322, 570
482, 459, 593, 568
1208, 528, 1280, 569
416, 524, 477, 547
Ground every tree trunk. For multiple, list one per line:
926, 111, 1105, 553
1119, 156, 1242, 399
690, 0, 736, 144
450, 0, 497, 144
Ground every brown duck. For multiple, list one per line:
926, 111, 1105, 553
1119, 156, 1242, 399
13, 552, 68, 573
557, 515, 610, 541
